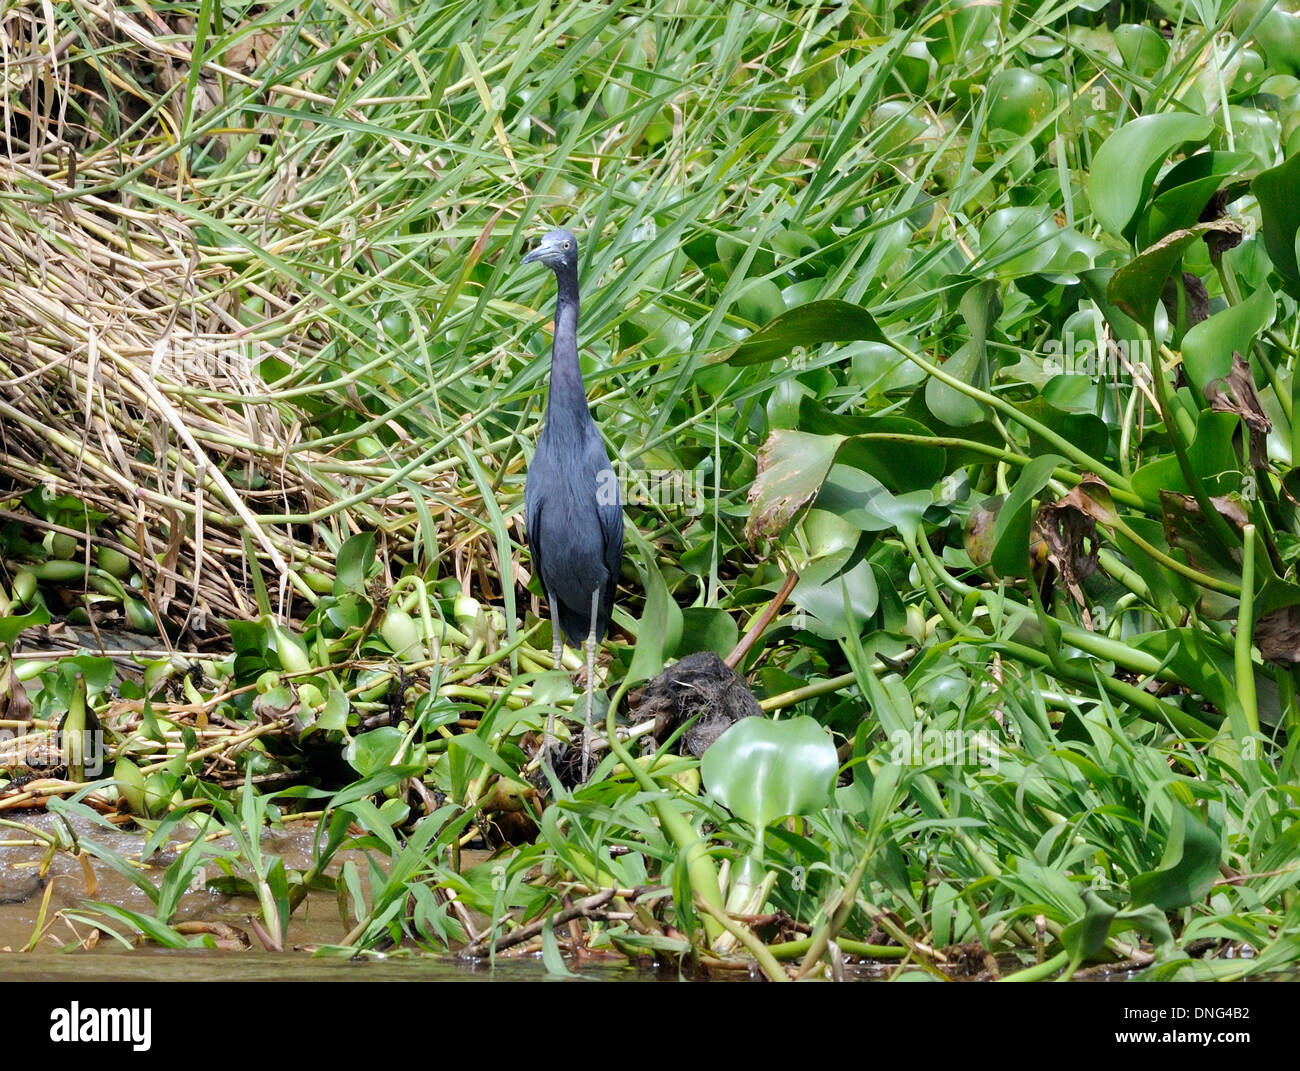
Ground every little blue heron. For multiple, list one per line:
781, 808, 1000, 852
521, 228, 623, 774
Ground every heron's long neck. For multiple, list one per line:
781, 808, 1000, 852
546, 266, 589, 428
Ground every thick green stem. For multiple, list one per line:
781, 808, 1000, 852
1235, 525, 1260, 739
603, 678, 726, 943
1148, 339, 1241, 553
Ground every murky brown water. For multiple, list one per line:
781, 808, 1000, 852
8, 814, 1287, 982
1, 815, 365, 949
0, 813, 712, 981
7, 951, 684, 982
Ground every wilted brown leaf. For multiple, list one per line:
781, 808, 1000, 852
1161, 491, 1250, 540
1162, 271, 1210, 332
745, 430, 844, 545
0, 661, 32, 723
1200, 190, 1246, 259
1255, 606, 1300, 665
224, 29, 280, 71
1054, 474, 1118, 526
1034, 487, 1101, 622
1205, 351, 1272, 470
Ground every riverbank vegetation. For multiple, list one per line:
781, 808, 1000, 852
2, 0, 1299, 979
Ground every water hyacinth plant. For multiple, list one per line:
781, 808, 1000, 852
0, 0, 1297, 980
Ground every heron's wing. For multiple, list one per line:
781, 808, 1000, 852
594, 448, 624, 629
598, 508, 623, 637
524, 467, 546, 591
598, 490, 623, 579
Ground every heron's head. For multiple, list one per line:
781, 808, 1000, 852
521, 228, 578, 272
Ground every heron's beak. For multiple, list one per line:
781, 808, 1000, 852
521, 241, 554, 265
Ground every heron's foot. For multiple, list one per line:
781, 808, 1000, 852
535, 721, 626, 789
571, 656, 609, 688
525, 714, 575, 778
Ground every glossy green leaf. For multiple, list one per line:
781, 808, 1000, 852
817, 467, 933, 535
344, 726, 405, 776
1252, 153, 1300, 298
1131, 411, 1243, 499
991, 454, 1063, 578
626, 540, 684, 686
1113, 23, 1168, 75
317, 686, 350, 733
113, 756, 148, 815
726, 300, 889, 365
984, 69, 1054, 136
53, 657, 116, 712
802, 404, 948, 491
1182, 284, 1275, 390
978, 208, 1058, 277
1130, 806, 1220, 911
334, 531, 376, 596
925, 280, 1000, 425
792, 555, 879, 637
701, 715, 838, 835
1090, 113, 1213, 238
0, 604, 50, 648
925, 339, 987, 426
1014, 398, 1109, 461
1137, 151, 1253, 247
848, 340, 926, 395
678, 606, 740, 658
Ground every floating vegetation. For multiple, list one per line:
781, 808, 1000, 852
1, 0, 1299, 981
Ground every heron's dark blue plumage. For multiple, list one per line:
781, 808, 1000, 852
523, 229, 623, 647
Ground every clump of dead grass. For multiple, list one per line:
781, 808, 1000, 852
0, 2, 474, 639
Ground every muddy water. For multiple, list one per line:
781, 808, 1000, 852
0, 813, 678, 981
11, 952, 672, 982
0, 815, 374, 950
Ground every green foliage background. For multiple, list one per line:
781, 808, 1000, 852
3, 0, 1300, 977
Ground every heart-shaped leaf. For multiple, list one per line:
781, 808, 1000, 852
0, 605, 50, 648
1090, 113, 1213, 238
1252, 153, 1300, 298
344, 726, 405, 776
701, 715, 839, 841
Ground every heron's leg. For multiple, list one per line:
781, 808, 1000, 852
581, 585, 600, 781
543, 589, 563, 769
549, 599, 564, 671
